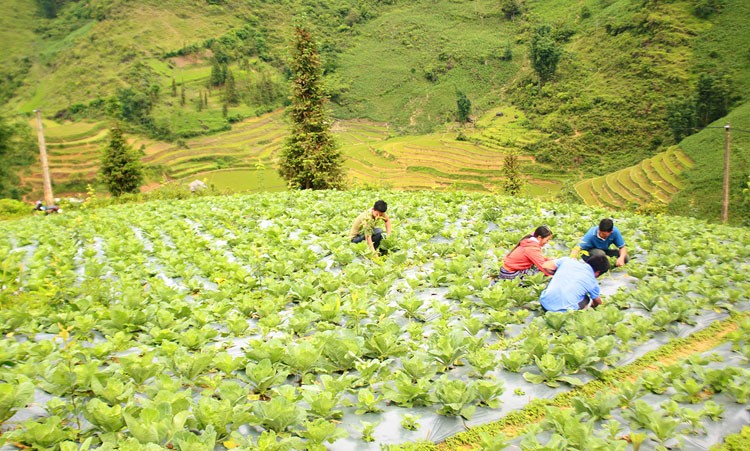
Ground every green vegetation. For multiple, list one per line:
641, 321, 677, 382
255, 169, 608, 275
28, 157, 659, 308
1, 0, 749, 224
669, 101, 750, 225
712, 426, 750, 451
575, 147, 694, 211
0, 115, 35, 199
100, 125, 144, 197
501, 151, 523, 196
199, 169, 286, 193
20, 109, 566, 200
528, 24, 562, 88
279, 23, 344, 190
0, 190, 748, 448
0, 198, 32, 220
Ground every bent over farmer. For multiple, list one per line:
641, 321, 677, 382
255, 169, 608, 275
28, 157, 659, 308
350, 200, 392, 253
570, 218, 629, 267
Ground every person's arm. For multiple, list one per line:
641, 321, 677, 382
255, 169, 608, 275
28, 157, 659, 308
572, 227, 594, 257
349, 215, 363, 240
616, 246, 628, 267
541, 259, 558, 275
582, 274, 602, 309
365, 235, 376, 252
528, 246, 554, 276
613, 229, 627, 266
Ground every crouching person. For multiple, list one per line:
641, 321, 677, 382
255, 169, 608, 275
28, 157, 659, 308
497, 226, 555, 281
539, 253, 610, 312
570, 218, 629, 267
349, 200, 392, 254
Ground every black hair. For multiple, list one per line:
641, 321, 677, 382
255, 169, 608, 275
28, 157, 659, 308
509, 225, 553, 253
586, 253, 610, 276
599, 218, 614, 233
373, 200, 387, 213
533, 225, 552, 239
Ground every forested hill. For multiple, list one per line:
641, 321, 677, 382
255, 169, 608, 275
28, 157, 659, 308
0, 0, 748, 193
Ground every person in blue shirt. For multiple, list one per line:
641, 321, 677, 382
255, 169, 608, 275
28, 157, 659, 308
539, 254, 610, 312
570, 218, 629, 267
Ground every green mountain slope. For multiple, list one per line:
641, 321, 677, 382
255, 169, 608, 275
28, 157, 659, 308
2, 0, 749, 223
669, 100, 750, 224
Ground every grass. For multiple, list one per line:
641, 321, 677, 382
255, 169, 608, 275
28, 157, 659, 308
333, 0, 522, 130
574, 178, 599, 206
577, 145, 700, 211
4, 0, 750, 226
649, 153, 685, 189
639, 164, 668, 200
23, 106, 570, 199
0, 0, 37, 65
615, 171, 650, 203
41, 123, 109, 142
197, 169, 286, 192
587, 177, 619, 210
669, 101, 750, 224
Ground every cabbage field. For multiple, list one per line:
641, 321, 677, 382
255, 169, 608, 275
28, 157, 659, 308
1, 190, 749, 450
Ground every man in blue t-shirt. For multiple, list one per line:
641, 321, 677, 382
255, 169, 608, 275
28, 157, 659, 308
540, 254, 610, 312
570, 218, 629, 267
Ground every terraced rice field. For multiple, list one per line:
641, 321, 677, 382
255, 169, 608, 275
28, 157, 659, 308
22, 110, 562, 197
575, 148, 694, 209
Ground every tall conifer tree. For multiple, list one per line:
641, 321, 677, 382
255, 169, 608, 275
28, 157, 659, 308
278, 23, 344, 190
100, 125, 143, 196
502, 151, 524, 196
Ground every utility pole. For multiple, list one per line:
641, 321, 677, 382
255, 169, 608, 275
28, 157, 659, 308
721, 123, 730, 223
33, 109, 55, 207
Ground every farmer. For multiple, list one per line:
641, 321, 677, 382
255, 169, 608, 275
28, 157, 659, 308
570, 218, 629, 267
34, 200, 60, 214
497, 225, 555, 280
539, 254, 610, 312
349, 199, 392, 253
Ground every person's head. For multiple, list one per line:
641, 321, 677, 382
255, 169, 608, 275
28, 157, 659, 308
586, 253, 610, 277
373, 200, 387, 213
598, 218, 614, 238
532, 225, 553, 246
372, 200, 387, 218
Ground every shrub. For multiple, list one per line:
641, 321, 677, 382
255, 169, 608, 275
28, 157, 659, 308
0, 198, 31, 219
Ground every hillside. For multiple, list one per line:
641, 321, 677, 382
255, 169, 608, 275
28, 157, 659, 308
1, 190, 749, 448
669, 100, 750, 224
574, 99, 750, 225
2, 0, 749, 222
19, 105, 565, 200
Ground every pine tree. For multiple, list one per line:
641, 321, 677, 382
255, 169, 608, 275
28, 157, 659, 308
224, 69, 239, 105
210, 60, 226, 86
100, 125, 144, 197
502, 151, 524, 196
278, 23, 344, 190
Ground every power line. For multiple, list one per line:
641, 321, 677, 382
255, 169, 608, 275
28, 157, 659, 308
702, 125, 750, 133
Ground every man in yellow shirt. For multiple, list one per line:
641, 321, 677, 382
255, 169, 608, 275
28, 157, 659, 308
349, 200, 392, 253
